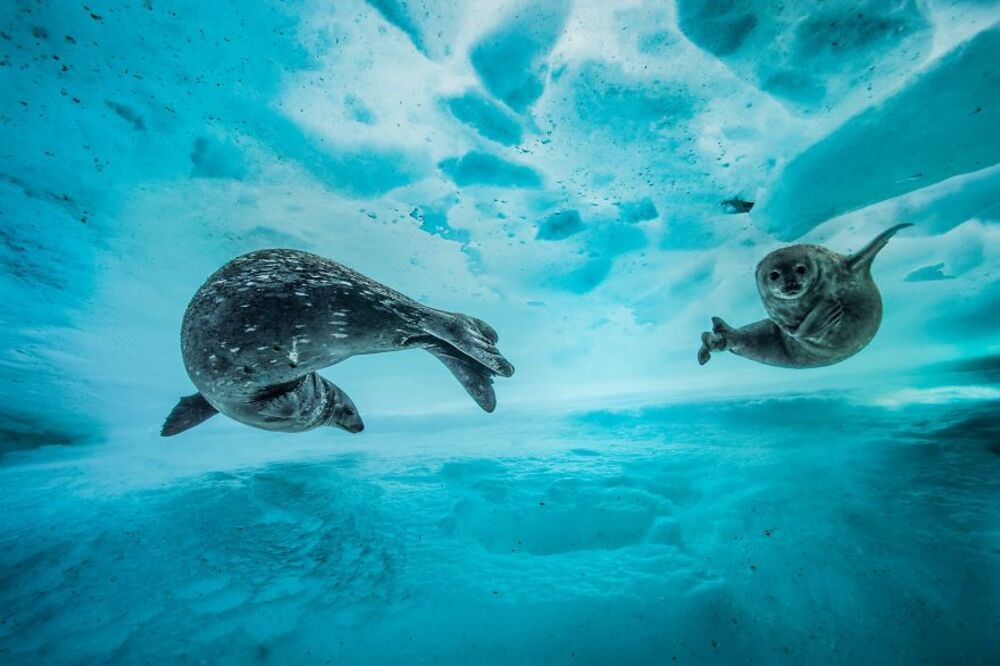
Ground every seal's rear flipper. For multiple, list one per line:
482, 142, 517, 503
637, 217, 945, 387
422, 313, 514, 378
161, 392, 218, 436
846, 223, 913, 272
422, 338, 498, 412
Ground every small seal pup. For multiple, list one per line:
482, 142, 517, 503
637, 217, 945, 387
698, 224, 911, 368
162, 249, 514, 436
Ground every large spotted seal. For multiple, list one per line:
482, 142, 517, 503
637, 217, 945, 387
162, 249, 514, 436
698, 224, 911, 368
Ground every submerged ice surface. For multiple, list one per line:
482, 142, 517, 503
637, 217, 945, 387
1, 0, 999, 663
1, 396, 998, 664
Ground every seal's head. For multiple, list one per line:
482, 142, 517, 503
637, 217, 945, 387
323, 384, 365, 433
756, 246, 821, 301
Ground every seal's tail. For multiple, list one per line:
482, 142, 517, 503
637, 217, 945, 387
418, 312, 514, 412
846, 223, 913, 272
425, 340, 499, 412
422, 313, 515, 378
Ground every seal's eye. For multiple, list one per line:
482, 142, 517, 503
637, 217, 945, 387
768, 271, 780, 281
795, 265, 807, 275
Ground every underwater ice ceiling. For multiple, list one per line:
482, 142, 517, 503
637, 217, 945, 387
1, 0, 998, 445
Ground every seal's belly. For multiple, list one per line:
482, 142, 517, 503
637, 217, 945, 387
786, 301, 882, 367
789, 332, 876, 367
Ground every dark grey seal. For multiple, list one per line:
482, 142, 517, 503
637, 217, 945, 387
698, 224, 911, 368
162, 249, 514, 436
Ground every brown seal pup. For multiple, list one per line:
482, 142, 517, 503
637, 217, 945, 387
698, 224, 911, 368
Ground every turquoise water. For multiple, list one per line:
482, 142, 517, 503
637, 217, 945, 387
2, 1, 999, 664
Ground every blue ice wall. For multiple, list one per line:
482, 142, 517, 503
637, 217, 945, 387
1, 0, 999, 663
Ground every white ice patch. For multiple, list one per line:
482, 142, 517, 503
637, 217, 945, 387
870, 385, 1000, 408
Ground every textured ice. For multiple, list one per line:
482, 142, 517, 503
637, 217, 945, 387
445, 91, 525, 146
676, 0, 932, 111
759, 27, 1000, 239
439, 151, 543, 187
536, 209, 584, 241
470, 0, 571, 113
1, 0, 999, 663
2, 395, 998, 663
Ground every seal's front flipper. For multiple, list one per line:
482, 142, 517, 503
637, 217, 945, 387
718, 319, 800, 368
698, 326, 728, 365
711, 317, 737, 338
846, 223, 913, 272
791, 300, 843, 342
161, 392, 218, 436
254, 374, 364, 433
698, 336, 713, 365
423, 339, 498, 412
422, 313, 514, 378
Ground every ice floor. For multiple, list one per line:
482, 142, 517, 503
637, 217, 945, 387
2, 390, 997, 665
